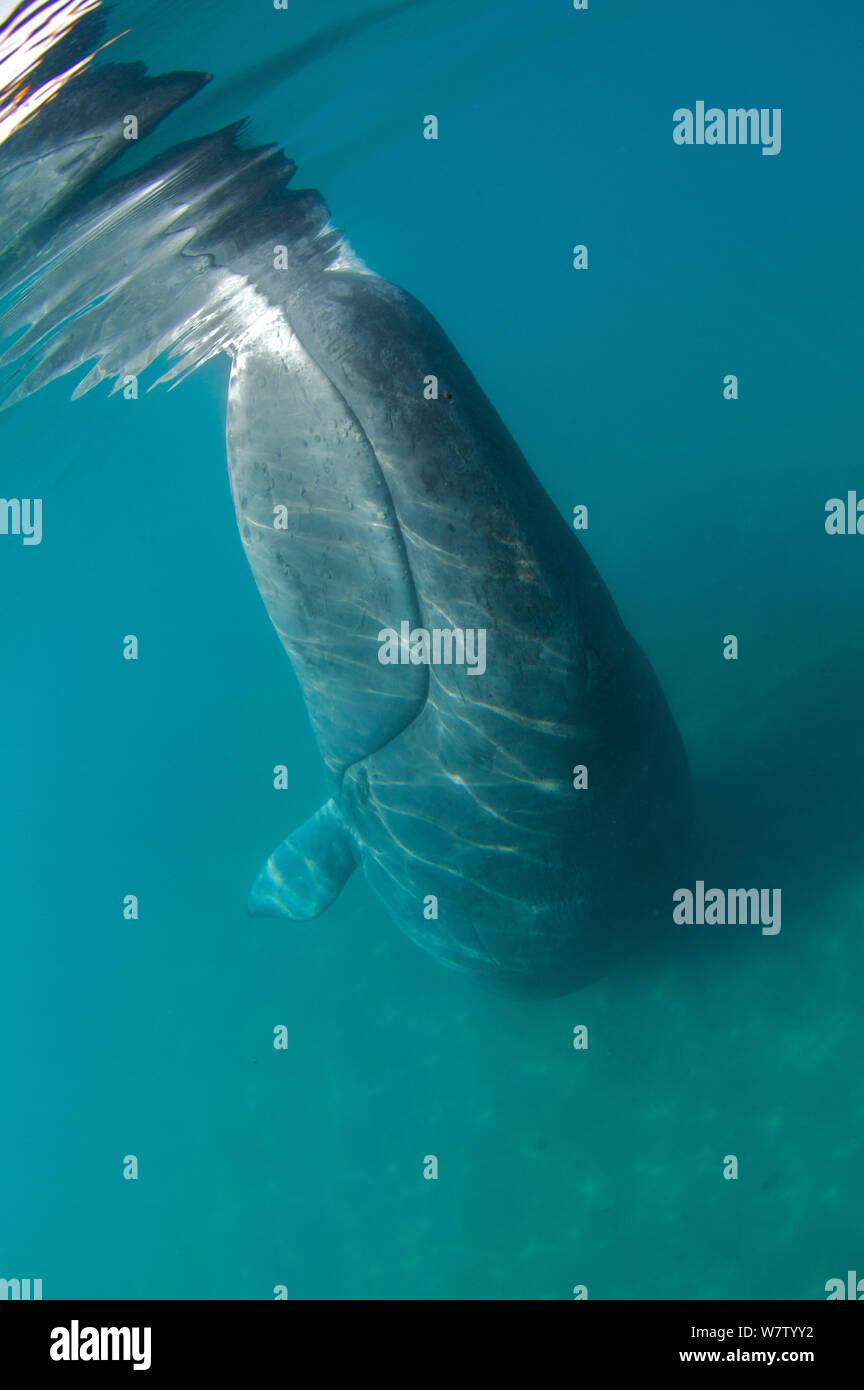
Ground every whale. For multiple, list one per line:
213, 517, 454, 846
0, 0, 691, 991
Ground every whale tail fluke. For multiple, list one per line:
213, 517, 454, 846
248, 800, 358, 920
0, 0, 346, 408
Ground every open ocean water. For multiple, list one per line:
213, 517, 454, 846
1, 0, 862, 1301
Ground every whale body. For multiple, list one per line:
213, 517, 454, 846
0, 1, 691, 990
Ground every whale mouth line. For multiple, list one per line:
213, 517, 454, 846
233, 311, 434, 787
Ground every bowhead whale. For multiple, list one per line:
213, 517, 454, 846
0, 0, 690, 991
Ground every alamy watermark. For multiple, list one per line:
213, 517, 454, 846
1, 1277, 42, 1299
50, 1321, 151, 1371
378, 622, 486, 675
673, 881, 781, 935
825, 492, 864, 534
0, 497, 41, 545
673, 103, 781, 156
825, 1270, 864, 1299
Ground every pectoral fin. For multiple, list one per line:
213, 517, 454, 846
248, 799, 358, 919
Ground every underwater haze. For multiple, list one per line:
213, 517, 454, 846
1, 0, 863, 1299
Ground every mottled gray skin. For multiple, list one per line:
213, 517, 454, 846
231, 273, 691, 990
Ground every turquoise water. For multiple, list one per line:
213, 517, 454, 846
1, 0, 862, 1299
